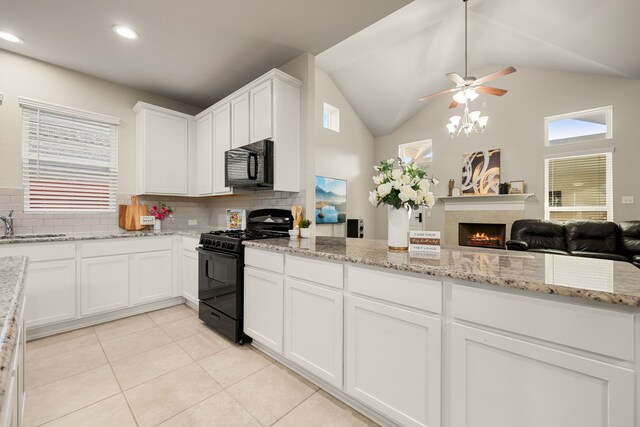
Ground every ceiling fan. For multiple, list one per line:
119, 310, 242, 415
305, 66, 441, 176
419, 0, 516, 109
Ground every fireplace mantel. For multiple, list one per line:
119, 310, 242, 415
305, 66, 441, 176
439, 193, 535, 211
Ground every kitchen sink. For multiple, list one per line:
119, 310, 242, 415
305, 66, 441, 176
1, 233, 66, 239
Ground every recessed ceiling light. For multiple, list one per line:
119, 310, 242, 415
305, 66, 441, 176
112, 25, 139, 40
0, 31, 24, 43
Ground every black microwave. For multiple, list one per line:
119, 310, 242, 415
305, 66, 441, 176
225, 140, 274, 189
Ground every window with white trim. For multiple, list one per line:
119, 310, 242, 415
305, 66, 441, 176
398, 139, 432, 169
545, 151, 613, 221
323, 102, 340, 132
20, 98, 119, 212
544, 106, 612, 146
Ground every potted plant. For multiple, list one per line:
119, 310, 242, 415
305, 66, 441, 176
148, 202, 173, 233
299, 219, 312, 238
369, 158, 438, 252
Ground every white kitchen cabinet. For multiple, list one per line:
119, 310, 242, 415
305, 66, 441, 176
81, 255, 129, 316
1, 308, 25, 427
450, 324, 635, 427
131, 250, 173, 305
231, 93, 250, 149
249, 80, 272, 143
181, 238, 199, 307
212, 103, 232, 195
134, 102, 193, 195
196, 112, 213, 195
284, 278, 343, 388
345, 295, 441, 427
244, 266, 283, 353
24, 259, 76, 328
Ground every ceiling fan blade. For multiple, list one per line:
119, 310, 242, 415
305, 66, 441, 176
476, 86, 508, 96
449, 100, 458, 109
446, 72, 467, 85
472, 66, 516, 86
419, 87, 460, 101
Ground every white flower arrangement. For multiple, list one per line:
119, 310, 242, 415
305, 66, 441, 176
369, 158, 439, 210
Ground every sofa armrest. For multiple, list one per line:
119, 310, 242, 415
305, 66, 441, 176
506, 240, 529, 251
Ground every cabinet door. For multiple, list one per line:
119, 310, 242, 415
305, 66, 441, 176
346, 296, 441, 427
284, 278, 343, 388
182, 250, 198, 306
131, 251, 173, 305
81, 255, 129, 316
25, 259, 76, 328
213, 104, 232, 194
451, 324, 635, 427
144, 110, 189, 194
196, 113, 213, 195
231, 93, 249, 149
250, 80, 273, 142
244, 267, 283, 353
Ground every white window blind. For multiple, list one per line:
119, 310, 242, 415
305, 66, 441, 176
20, 98, 119, 212
545, 152, 613, 221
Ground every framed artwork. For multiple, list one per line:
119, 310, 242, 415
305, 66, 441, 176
510, 180, 525, 194
461, 149, 501, 195
315, 176, 347, 224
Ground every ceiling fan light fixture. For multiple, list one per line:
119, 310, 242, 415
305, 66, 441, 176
450, 116, 462, 126
478, 116, 489, 128
465, 89, 479, 102
453, 91, 467, 104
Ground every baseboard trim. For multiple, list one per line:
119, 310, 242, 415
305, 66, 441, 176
26, 297, 185, 340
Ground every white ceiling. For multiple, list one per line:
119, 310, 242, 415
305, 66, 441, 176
0, 0, 410, 108
317, 0, 640, 136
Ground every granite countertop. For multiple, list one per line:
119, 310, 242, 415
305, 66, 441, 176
0, 229, 210, 245
245, 237, 640, 308
0, 257, 27, 413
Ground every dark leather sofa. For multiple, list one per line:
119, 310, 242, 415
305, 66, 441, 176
506, 219, 640, 267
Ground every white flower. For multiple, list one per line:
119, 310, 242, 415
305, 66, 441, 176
373, 165, 380, 171
377, 182, 393, 198
418, 179, 430, 191
368, 190, 378, 206
424, 192, 435, 208
392, 179, 403, 190
388, 158, 395, 164
401, 174, 412, 185
373, 174, 385, 185
432, 178, 440, 186
398, 185, 418, 202
391, 169, 402, 180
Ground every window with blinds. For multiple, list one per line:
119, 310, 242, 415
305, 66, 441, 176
20, 98, 119, 212
545, 152, 613, 221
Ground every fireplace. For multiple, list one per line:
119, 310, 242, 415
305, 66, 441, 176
459, 223, 506, 249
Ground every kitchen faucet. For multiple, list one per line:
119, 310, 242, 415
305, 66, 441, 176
0, 210, 14, 237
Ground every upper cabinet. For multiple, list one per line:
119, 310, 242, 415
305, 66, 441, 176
212, 104, 232, 195
230, 93, 250, 149
133, 102, 195, 196
249, 80, 273, 143
196, 112, 213, 196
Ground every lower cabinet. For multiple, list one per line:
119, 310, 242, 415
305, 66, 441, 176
24, 259, 76, 328
345, 295, 441, 427
450, 324, 635, 427
181, 249, 198, 306
284, 278, 343, 388
81, 255, 129, 316
131, 250, 173, 305
244, 266, 283, 353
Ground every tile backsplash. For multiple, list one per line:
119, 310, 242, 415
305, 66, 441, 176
208, 190, 307, 228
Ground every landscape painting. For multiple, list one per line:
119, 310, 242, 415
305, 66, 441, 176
315, 176, 347, 224
461, 149, 501, 195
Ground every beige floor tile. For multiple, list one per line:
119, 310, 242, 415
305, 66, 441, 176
227, 363, 317, 426
160, 316, 212, 340
273, 390, 378, 427
198, 345, 272, 388
148, 304, 196, 325
26, 343, 107, 390
125, 363, 222, 427
110, 342, 193, 390
176, 331, 231, 360
41, 394, 137, 427
26, 327, 98, 362
94, 313, 155, 342
158, 390, 260, 427
23, 365, 120, 427
101, 327, 173, 362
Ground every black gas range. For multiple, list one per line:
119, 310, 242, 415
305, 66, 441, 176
197, 209, 291, 343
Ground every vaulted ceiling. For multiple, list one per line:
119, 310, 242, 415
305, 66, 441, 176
316, 0, 640, 136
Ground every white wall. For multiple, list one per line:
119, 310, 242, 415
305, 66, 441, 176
0, 49, 201, 194
375, 67, 640, 239
314, 68, 376, 238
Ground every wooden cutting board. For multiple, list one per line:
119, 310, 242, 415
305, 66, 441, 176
118, 196, 149, 231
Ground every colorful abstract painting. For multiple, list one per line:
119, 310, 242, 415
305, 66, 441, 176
315, 176, 347, 224
461, 149, 501, 195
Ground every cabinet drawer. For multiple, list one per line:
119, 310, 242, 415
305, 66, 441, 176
348, 266, 442, 314
0, 242, 75, 262
245, 248, 284, 274
452, 285, 635, 361
285, 255, 343, 289
182, 236, 199, 253
81, 236, 172, 258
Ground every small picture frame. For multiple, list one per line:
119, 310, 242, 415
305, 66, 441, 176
509, 180, 524, 194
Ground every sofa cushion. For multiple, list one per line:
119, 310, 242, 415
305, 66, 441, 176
619, 221, 640, 257
565, 221, 619, 254
633, 255, 640, 268
569, 251, 629, 262
510, 219, 567, 252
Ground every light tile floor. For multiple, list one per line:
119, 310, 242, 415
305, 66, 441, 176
24, 304, 378, 427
